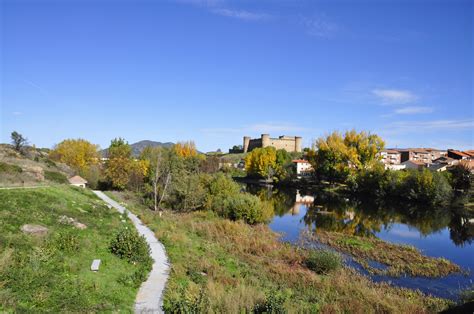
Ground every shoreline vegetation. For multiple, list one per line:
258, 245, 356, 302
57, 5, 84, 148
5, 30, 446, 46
304, 230, 462, 278
107, 190, 453, 313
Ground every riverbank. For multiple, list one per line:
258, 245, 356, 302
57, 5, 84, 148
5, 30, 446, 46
108, 190, 452, 313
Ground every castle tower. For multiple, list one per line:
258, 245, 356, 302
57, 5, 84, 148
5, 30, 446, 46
261, 134, 270, 148
295, 137, 302, 153
243, 136, 251, 153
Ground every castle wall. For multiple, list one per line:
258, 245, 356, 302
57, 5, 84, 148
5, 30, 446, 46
243, 134, 302, 153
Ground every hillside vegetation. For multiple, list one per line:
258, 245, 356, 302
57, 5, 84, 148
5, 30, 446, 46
0, 144, 72, 187
0, 186, 145, 312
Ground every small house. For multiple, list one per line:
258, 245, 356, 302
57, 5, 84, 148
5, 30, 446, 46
292, 159, 314, 178
68, 175, 88, 188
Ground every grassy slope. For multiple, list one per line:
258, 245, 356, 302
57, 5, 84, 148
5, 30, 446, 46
0, 186, 141, 312
0, 144, 71, 187
109, 191, 451, 313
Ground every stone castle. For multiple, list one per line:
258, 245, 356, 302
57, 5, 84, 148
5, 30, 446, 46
243, 134, 302, 153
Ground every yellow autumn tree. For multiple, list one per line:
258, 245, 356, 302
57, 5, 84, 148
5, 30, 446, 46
50, 139, 100, 174
308, 130, 385, 183
244, 147, 277, 179
174, 141, 198, 157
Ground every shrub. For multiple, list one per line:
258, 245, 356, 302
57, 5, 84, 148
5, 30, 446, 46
253, 289, 291, 313
162, 286, 209, 313
109, 227, 152, 266
117, 266, 151, 288
305, 249, 342, 274
221, 193, 273, 225
0, 162, 23, 174
44, 171, 68, 184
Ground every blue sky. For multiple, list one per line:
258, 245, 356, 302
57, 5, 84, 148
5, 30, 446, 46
1, 0, 473, 152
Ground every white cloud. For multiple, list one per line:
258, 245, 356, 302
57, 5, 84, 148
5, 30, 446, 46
301, 15, 339, 38
211, 8, 272, 21
12, 111, 23, 116
394, 106, 433, 114
372, 89, 418, 104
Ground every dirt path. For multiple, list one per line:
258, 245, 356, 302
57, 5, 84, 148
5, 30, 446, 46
93, 191, 169, 313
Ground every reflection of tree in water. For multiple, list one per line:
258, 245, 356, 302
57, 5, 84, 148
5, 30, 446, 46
448, 203, 474, 246
245, 184, 295, 217
303, 192, 386, 237
304, 189, 473, 246
245, 183, 474, 246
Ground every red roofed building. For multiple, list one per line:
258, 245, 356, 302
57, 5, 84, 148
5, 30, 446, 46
68, 175, 88, 188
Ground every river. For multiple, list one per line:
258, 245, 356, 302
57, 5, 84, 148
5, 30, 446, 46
246, 185, 474, 300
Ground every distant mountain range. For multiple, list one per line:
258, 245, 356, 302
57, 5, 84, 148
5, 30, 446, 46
101, 140, 175, 157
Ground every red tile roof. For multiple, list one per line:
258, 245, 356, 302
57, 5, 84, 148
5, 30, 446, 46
68, 175, 88, 184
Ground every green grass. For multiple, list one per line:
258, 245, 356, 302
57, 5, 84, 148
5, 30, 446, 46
337, 237, 374, 251
44, 170, 68, 184
0, 186, 145, 312
107, 190, 452, 313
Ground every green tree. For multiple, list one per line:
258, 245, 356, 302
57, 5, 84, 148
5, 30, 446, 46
105, 138, 133, 190
449, 162, 472, 191
11, 131, 28, 152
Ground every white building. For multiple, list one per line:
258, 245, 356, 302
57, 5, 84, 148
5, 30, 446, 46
68, 175, 88, 188
292, 159, 314, 178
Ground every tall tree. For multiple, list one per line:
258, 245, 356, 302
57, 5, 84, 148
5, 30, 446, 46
174, 141, 198, 157
244, 147, 277, 179
11, 131, 28, 152
50, 139, 100, 174
105, 138, 133, 190
309, 130, 385, 183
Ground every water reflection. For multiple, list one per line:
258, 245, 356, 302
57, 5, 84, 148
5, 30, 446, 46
245, 184, 474, 299
248, 185, 474, 247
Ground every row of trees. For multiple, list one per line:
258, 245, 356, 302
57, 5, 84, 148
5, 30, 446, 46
48, 137, 272, 224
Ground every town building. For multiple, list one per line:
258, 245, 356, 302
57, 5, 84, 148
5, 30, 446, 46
243, 134, 302, 153
379, 149, 402, 165
68, 175, 87, 188
402, 160, 426, 170
398, 148, 446, 164
427, 163, 449, 172
448, 149, 474, 160
292, 159, 313, 178
433, 156, 459, 166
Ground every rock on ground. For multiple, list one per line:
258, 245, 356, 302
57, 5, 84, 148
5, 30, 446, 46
21, 224, 49, 235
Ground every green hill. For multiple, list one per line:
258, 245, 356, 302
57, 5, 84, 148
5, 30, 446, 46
0, 186, 143, 312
